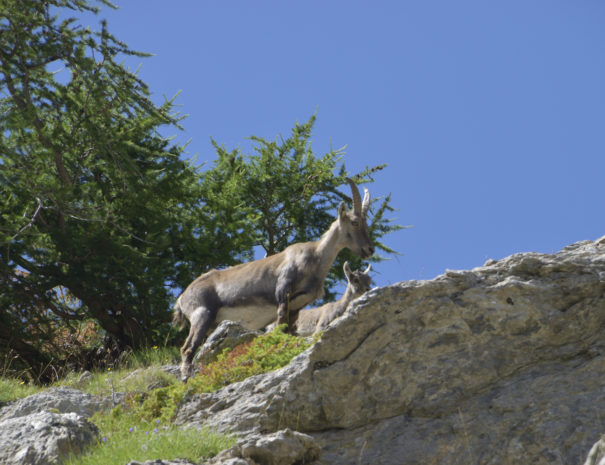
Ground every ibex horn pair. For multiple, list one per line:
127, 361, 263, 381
346, 177, 371, 219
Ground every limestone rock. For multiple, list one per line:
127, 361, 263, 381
175, 236, 605, 464
206, 429, 321, 465
194, 320, 261, 366
0, 411, 98, 465
159, 364, 182, 377
0, 386, 112, 421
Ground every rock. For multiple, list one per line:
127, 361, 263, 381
78, 370, 93, 384
584, 435, 605, 465
175, 236, 605, 464
0, 386, 112, 421
194, 320, 261, 366
159, 364, 182, 377
0, 411, 98, 465
206, 429, 321, 465
0, 387, 110, 465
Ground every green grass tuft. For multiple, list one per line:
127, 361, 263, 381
64, 405, 234, 465
0, 377, 43, 404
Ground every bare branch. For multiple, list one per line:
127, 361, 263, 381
10, 197, 43, 241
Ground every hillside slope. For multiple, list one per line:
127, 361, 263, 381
178, 235, 605, 465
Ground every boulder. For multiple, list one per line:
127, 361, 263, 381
0, 411, 98, 465
175, 236, 605, 464
0, 386, 112, 421
194, 320, 261, 366
206, 429, 321, 465
0, 387, 112, 465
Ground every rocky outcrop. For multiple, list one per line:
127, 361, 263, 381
0, 386, 112, 421
0, 411, 98, 465
194, 320, 261, 365
0, 387, 108, 465
3, 237, 604, 465
176, 236, 605, 465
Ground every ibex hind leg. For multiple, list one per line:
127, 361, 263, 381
180, 306, 215, 382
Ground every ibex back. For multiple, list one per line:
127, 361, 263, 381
173, 179, 374, 381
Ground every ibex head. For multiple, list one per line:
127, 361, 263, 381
338, 178, 374, 259
343, 261, 373, 295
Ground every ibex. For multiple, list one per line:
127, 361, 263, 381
293, 261, 372, 337
173, 179, 374, 381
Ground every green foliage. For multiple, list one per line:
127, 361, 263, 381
0, 377, 43, 404
135, 326, 311, 424
64, 406, 234, 465
0, 0, 249, 379
207, 114, 403, 300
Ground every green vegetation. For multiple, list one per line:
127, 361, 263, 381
0, 376, 43, 404
1, 327, 311, 464
136, 325, 312, 424
64, 408, 234, 465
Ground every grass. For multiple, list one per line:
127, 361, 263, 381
64, 405, 235, 465
1, 326, 313, 464
0, 345, 181, 403
55, 345, 180, 396
0, 376, 43, 404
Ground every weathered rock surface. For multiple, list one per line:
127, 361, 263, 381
176, 236, 605, 464
0, 387, 109, 465
205, 429, 321, 465
0, 411, 98, 465
194, 320, 261, 366
0, 386, 112, 420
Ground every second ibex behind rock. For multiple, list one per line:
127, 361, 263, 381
293, 261, 373, 337
173, 178, 374, 381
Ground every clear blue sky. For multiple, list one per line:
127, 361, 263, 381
79, 1, 605, 287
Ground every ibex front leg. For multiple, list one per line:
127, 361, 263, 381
276, 293, 291, 327
180, 306, 216, 382
275, 267, 296, 330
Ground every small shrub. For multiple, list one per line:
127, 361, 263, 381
135, 325, 311, 423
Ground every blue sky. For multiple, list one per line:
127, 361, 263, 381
78, 1, 604, 287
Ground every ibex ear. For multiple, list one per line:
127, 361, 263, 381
338, 201, 347, 219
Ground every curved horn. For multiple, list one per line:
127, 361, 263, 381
343, 261, 352, 275
361, 187, 370, 218
346, 178, 362, 215
364, 263, 372, 274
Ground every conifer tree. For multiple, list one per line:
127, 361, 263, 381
0, 0, 251, 378
208, 114, 402, 300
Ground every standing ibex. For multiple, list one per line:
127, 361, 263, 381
173, 178, 374, 381
293, 261, 372, 337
